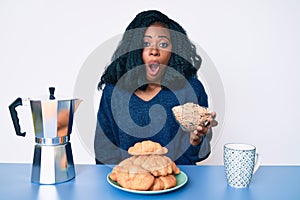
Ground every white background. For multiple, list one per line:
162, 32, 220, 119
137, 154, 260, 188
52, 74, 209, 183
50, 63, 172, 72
1, 0, 299, 165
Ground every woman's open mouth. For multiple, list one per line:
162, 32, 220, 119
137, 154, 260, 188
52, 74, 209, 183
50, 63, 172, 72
148, 62, 160, 76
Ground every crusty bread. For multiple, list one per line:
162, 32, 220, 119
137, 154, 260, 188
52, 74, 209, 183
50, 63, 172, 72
109, 141, 180, 191
172, 102, 212, 132
128, 140, 168, 155
150, 175, 177, 191
142, 155, 180, 177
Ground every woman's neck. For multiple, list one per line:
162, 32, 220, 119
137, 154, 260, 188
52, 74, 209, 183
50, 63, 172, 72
135, 83, 162, 101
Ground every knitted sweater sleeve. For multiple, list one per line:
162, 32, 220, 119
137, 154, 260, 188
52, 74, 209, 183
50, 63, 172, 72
94, 84, 122, 164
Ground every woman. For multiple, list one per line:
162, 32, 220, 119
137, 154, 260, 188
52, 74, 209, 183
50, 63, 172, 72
94, 10, 217, 165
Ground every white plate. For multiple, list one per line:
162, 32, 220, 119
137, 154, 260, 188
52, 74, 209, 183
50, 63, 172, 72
107, 171, 188, 194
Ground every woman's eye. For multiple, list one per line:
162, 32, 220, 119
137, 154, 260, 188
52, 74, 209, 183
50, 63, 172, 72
143, 41, 150, 47
159, 42, 169, 48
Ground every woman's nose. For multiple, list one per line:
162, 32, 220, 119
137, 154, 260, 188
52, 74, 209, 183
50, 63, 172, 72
149, 46, 160, 56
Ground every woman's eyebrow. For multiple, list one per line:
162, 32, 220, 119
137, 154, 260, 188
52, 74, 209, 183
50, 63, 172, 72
158, 35, 170, 41
144, 35, 170, 41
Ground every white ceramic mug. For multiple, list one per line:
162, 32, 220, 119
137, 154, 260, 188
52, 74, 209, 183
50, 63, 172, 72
223, 143, 260, 188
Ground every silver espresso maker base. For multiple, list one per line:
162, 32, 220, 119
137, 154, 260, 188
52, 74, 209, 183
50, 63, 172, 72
31, 142, 75, 184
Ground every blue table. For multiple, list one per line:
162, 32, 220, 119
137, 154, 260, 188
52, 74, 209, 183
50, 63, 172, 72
0, 163, 299, 200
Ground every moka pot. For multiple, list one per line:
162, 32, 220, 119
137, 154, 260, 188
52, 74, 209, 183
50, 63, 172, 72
9, 87, 82, 184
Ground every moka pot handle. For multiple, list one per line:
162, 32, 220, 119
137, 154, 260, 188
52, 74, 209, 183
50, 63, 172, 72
8, 97, 26, 137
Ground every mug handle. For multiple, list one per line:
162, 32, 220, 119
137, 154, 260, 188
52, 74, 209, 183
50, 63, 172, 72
253, 153, 260, 174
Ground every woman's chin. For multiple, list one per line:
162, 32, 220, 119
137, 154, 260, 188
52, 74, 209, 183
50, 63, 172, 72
146, 71, 165, 84
146, 74, 162, 83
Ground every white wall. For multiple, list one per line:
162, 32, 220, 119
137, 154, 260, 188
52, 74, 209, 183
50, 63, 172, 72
1, 0, 299, 165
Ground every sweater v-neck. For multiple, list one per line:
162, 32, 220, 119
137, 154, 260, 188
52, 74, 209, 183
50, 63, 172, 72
133, 88, 163, 103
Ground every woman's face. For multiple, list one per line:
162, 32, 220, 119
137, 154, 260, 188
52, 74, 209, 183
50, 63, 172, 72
142, 23, 172, 83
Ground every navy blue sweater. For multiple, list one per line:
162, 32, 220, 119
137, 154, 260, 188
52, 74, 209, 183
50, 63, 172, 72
94, 77, 211, 165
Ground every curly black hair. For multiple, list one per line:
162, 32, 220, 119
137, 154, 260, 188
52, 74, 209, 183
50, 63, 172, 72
98, 10, 202, 91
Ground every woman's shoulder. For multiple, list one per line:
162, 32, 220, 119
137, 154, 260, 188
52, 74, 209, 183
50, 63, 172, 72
100, 83, 115, 100
102, 83, 115, 91
187, 77, 205, 91
187, 77, 208, 106
101, 83, 132, 100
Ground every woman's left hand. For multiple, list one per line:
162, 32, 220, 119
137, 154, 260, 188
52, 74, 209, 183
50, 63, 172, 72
190, 112, 218, 146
